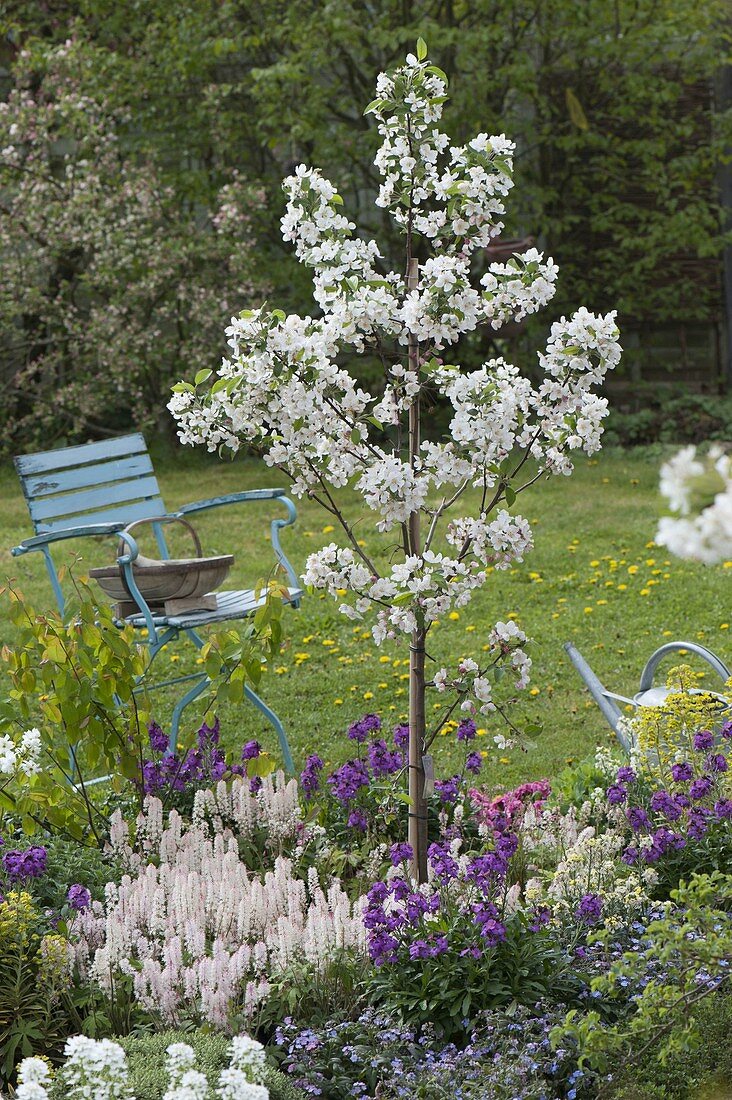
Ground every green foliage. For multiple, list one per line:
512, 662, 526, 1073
0, 35, 268, 451
250, 949, 365, 1035
367, 913, 580, 1041
0, 575, 283, 842
3, 0, 730, 441
608, 992, 732, 1099
605, 391, 732, 447
0, 578, 149, 844
0, 891, 78, 1086
554, 872, 732, 1090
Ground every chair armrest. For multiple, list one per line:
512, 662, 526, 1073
12, 522, 128, 556
178, 489, 288, 515
178, 489, 300, 591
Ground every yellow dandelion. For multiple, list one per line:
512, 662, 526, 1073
363, 691, 374, 700
322, 525, 335, 533
448, 611, 460, 621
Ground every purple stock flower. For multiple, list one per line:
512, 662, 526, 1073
328, 759, 370, 803
368, 929, 398, 966
465, 751, 483, 774
616, 766, 636, 784
576, 893, 603, 925
2, 845, 47, 881
197, 717, 220, 749
687, 810, 710, 839
435, 775, 461, 804
715, 798, 732, 820
690, 776, 713, 800
367, 738, 403, 777
693, 729, 714, 752
241, 740, 261, 761
606, 785, 627, 805
390, 842, 413, 866
473, 902, 506, 945
67, 883, 91, 911
721, 719, 732, 739
148, 721, 168, 754
393, 723, 409, 749
626, 806, 650, 831
347, 714, 381, 743
621, 846, 639, 865
347, 808, 369, 831
300, 754, 324, 799
427, 842, 459, 880
706, 753, 728, 773
529, 906, 551, 932
409, 934, 449, 959
249, 776, 263, 794
671, 762, 693, 783
650, 790, 682, 821
456, 719, 477, 742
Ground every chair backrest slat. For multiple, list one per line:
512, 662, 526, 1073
28, 475, 163, 524
23, 453, 155, 499
35, 499, 168, 533
15, 434, 149, 476
15, 434, 166, 535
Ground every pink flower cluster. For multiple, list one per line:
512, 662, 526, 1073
470, 779, 551, 831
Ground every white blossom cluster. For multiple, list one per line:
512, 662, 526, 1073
656, 444, 732, 564
0, 726, 42, 778
432, 619, 531, 713
445, 510, 533, 569
15, 1036, 269, 1100
72, 800, 366, 1029
303, 545, 487, 642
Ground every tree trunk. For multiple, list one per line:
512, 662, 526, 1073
406, 256, 428, 882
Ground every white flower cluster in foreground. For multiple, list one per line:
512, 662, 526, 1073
73, 792, 365, 1029
656, 444, 732, 564
15, 1035, 268, 1100
0, 726, 42, 777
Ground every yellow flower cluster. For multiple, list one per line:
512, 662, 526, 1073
631, 664, 732, 778
0, 890, 38, 946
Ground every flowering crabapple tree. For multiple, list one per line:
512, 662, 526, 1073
170, 41, 621, 880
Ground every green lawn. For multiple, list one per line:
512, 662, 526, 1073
1, 447, 729, 789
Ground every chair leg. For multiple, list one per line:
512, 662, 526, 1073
169, 674, 209, 752
564, 642, 631, 751
243, 684, 295, 775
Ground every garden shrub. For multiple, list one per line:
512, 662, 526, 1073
608, 992, 732, 1099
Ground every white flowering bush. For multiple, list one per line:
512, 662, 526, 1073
656, 444, 732, 563
170, 41, 621, 876
70, 792, 365, 1030
15, 1036, 268, 1100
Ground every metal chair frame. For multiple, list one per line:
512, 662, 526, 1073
12, 434, 301, 772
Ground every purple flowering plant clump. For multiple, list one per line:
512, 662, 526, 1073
608, 716, 732, 895
298, 712, 486, 862
137, 717, 272, 805
363, 815, 578, 1038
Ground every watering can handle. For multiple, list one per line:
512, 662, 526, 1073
116, 514, 203, 561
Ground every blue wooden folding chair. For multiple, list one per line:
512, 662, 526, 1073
12, 434, 302, 772
565, 640, 731, 752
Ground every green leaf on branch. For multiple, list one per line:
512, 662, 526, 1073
416, 37, 428, 61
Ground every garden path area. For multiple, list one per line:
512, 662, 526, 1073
2, 446, 728, 784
